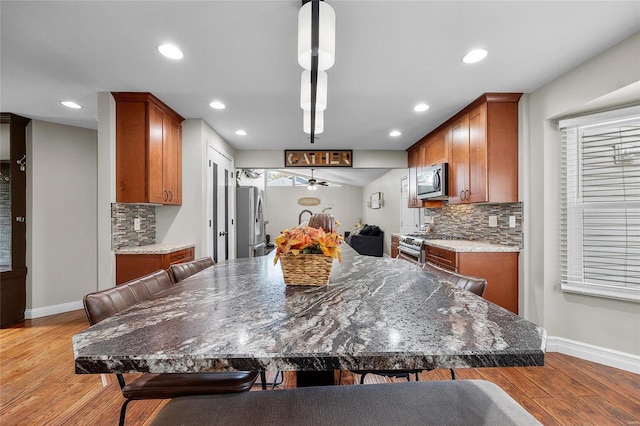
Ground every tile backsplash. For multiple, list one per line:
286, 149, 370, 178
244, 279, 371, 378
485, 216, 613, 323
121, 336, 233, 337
425, 202, 523, 247
111, 203, 156, 250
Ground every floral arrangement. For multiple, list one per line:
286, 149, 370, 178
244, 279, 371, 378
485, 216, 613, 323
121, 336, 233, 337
273, 225, 343, 265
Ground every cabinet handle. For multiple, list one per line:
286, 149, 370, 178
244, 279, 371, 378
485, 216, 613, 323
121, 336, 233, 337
465, 189, 469, 201
164, 190, 168, 201
460, 191, 464, 200
168, 191, 173, 202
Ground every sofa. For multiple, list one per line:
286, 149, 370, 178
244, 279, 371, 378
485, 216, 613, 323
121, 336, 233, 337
345, 224, 384, 257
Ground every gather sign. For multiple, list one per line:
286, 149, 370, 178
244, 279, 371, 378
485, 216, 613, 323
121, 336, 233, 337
285, 150, 352, 167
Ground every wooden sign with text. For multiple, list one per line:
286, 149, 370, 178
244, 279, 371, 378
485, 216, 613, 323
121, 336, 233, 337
285, 150, 352, 167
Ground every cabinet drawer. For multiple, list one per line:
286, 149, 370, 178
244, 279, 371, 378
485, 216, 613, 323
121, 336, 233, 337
424, 245, 457, 271
164, 247, 195, 268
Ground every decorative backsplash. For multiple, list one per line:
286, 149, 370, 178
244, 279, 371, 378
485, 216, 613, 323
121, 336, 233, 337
424, 202, 523, 247
111, 203, 156, 250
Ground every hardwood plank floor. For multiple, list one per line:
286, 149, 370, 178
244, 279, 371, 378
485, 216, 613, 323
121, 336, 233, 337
1, 310, 638, 425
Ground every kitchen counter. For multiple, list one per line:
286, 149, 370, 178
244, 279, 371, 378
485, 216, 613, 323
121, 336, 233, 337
115, 242, 195, 255
423, 240, 520, 253
74, 245, 545, 374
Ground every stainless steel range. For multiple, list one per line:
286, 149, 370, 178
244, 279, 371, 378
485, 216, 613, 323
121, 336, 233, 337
397, 234, 427, 264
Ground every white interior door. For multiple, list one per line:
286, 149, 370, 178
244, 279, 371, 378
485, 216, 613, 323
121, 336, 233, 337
400, 176, 420, 233
207, 145, 234, 262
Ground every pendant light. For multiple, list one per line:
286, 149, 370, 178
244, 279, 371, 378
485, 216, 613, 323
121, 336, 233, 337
298, 0, 335, 71
300, 70, 327, 111
303, 109, 324, 134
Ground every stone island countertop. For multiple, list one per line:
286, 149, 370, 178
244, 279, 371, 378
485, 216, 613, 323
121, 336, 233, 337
73, 245, 545, 375
115, 242, 195, 255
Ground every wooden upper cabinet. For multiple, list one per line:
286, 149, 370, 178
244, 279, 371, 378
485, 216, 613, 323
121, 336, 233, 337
113, 92, 184, 205
468, 104, 488, 203
424, 129, 448, 167
448, 114, 470, 205
407, 93, 521, 206
449, 97, 520, 205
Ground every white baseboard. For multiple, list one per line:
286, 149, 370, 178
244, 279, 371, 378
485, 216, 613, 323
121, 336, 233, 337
25, 300, 83, 319
546, 336, 640, 374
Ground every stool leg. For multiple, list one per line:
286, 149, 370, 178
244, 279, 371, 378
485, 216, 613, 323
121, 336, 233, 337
119, 399, 132, 426
260, 371, 267, 390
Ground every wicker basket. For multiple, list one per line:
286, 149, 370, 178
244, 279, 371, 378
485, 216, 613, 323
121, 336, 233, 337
279, 254, 334, 286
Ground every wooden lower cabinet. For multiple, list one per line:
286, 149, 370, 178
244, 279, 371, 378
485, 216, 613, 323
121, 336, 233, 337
116, 247, 194, 285
391, 235, 399, 259
424, 245, 518, 314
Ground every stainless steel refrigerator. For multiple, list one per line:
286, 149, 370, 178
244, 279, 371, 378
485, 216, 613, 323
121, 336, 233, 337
236, 186, 266, 258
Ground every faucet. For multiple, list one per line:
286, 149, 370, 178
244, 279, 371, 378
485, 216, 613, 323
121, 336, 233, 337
299, 209, 313, 225
322, 206, 332, 213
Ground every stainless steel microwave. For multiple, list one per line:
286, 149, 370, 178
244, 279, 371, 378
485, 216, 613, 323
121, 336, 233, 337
417, 163, 448, 200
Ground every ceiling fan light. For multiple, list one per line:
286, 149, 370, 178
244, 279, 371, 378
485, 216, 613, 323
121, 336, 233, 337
300, 70, 328, 111
303, 110, 324, 134
298, 0, 336, 71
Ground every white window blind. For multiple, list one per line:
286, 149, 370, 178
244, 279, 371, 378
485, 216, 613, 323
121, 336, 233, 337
560, 106, 640, 303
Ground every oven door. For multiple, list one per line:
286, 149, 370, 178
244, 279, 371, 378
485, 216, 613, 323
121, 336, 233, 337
397, 245, 423, 265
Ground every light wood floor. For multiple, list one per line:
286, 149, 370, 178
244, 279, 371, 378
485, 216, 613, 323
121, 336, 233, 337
1, 310, 638, 425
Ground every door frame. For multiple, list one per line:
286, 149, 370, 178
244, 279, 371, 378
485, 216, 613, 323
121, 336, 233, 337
206, 144, 235, 261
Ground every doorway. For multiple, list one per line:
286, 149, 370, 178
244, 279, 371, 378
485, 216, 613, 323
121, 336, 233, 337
0, 114, 29, 327
207, 145, 234, 262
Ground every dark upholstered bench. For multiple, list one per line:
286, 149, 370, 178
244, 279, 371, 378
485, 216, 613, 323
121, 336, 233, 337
151, 380, 541, 426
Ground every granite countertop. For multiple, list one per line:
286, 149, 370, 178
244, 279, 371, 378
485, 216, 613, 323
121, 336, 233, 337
115, 242, 195, 255
74, 245, 545, 375
423, 240, 520, 253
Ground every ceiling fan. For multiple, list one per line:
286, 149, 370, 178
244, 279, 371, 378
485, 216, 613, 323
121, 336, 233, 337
307, 169, 328, 190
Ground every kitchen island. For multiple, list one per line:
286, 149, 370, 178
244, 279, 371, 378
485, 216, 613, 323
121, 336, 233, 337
74, 245, 545, 375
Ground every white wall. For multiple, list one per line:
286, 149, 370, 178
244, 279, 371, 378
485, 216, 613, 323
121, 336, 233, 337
361, 169, 407, 255
525, 32, 640, 357
26, 120, 97, 313
156, 119, 236, 259
264, 185, 362, 242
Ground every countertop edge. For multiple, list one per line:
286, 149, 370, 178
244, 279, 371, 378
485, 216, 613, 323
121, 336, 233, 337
115, 242, 195, 255
423, 240, 521, 253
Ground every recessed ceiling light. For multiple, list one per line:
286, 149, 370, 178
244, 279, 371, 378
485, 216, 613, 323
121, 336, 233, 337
157, 44, 184, 60
389, 130, 402, 137
60, 101, 82, 109
235, 130, 247, 136
462, 49, 488, 64
209, 101, 226, 110
414, 103, 430, 112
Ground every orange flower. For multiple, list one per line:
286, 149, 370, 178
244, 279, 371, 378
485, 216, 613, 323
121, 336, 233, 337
274, 225, 343, 265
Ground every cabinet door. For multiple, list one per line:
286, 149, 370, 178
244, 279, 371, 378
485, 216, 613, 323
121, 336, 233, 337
424, 129, 448, 166
163, 116, 182, 205
468, 104, 488, 203
407, 147, 419, 208
448, 114, 469, 204
147, 104, 166, 204
458, 252, 518, 314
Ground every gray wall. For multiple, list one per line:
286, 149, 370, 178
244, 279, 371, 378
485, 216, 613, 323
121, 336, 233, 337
26, 120, 97, 313
525, 32, 640, 356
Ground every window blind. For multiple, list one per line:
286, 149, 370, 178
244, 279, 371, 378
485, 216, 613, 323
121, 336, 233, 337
560, 106, 640, 303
